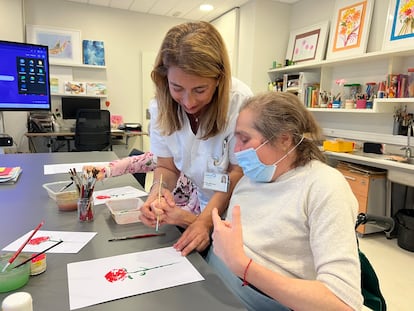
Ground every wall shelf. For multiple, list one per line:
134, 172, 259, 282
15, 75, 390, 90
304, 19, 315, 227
50, 63, 106, 69
51, 93, 107, 98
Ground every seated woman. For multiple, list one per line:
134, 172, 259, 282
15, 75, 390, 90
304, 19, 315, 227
208, 92, 362, 311
84, 151, 200, 215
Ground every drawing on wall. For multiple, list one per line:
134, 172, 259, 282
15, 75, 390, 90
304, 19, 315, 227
83, 40, 105, 66
285, 21, 330, 64
326, 0, 374, 60
383, 0, 414, 51
26, 25, 82, 65
293, 29, 319, 62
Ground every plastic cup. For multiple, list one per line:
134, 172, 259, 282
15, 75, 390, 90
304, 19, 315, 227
77, 198, 94, 222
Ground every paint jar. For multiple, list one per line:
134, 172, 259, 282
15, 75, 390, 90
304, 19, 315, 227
30, 253, 47, 276
77, 198, 94, 222
408, 68, 414, 97
345, 99, 354, 109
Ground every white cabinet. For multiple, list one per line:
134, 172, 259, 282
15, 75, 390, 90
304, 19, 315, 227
50, 63, 107, 98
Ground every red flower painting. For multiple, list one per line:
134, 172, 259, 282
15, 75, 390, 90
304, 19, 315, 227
104, 262, 177, 283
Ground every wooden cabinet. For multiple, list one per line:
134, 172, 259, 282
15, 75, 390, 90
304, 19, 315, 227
336, 162, 387, 235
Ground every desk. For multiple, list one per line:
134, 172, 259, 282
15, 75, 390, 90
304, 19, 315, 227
25, 130, 148, 153
325, 151, 414, 223
0, 152, 246, 311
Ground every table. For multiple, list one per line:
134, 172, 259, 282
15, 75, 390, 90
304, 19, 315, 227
0, 152, 246, 311
25, 130, 148, 153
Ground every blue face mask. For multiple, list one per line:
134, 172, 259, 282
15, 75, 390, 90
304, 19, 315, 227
235, 135, 304, 183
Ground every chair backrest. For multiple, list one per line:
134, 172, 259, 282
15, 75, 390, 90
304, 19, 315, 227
74, 109, 111, 151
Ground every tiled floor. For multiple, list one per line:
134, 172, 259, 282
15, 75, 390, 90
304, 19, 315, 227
359, 233, 414, 311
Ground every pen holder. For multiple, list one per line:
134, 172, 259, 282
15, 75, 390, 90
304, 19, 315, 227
77, 198, 94, 222
356, 99, 367, 109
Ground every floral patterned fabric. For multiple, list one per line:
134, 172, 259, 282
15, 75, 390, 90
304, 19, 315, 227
109, 152, 200, 215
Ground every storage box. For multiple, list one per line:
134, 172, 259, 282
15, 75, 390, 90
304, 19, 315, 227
106, 197, 143, 224
42, 181, 77, 201
323, 140, 354, 153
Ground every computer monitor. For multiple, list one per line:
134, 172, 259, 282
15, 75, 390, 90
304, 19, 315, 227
61, 97, 101, 119
0, 40, 51, 111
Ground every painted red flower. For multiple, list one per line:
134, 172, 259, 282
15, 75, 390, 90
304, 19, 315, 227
104, 262, 177, 283
28, 236, 50, 245
105, 268, 130, 282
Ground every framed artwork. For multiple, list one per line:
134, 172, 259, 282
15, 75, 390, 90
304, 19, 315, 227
285, 21, 330, 64
26, 25, 82, 65
326, 0, 374, 60
382, 0, 414, 51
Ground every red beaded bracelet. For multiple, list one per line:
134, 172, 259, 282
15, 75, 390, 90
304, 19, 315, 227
242, 258, 253, 287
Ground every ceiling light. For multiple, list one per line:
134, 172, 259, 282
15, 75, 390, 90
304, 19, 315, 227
200, 4, 214, 12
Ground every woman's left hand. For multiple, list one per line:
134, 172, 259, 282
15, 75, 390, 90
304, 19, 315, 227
211, 206, 248, 276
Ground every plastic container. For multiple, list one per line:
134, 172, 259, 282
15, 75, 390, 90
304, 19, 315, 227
42, 181, 77, 201
0, 254, 31, 293
343, 83, 361, 101
55, 191, 78, 211
408, 68, 414, 97
106, 197, 144, 224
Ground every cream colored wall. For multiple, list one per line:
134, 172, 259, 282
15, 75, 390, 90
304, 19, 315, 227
238, 0, 291, 93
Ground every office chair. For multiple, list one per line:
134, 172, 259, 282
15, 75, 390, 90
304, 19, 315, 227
74, 109, 111, 151
355, 213, 394, 311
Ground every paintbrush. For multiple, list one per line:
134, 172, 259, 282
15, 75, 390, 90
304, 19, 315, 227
155, 174, 162, 232
12, 240, 63, 269
1, 221, 44, 272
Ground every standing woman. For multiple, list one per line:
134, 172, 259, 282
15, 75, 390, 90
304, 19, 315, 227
209, 92, 363, 311
140, 21, 253, 256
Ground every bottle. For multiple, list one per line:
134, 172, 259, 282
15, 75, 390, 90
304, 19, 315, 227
1, 292, 33, 311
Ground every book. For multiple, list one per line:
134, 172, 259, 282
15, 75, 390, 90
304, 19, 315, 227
0, 167, 22, 184
83, 40, 105, 66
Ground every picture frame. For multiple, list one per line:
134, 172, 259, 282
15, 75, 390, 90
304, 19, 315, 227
26, 24, 82, 65
382, 0, 414, 51
285, 21, 330, 64
326, 0, 374, 60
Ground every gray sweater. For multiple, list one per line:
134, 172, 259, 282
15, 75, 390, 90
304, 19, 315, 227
227, 160, 363, 310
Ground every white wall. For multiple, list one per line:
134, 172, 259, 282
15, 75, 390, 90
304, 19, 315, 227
238, 0, 291, 93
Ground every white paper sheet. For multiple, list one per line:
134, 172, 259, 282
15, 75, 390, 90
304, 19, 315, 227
2, 230, 96, 254
93, 186, 148, 205
44, 162, 109, 175
67, 246, 204, 310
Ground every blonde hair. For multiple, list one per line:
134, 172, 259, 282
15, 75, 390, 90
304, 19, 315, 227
241, 92, 326, 167
151, 21, 231, 139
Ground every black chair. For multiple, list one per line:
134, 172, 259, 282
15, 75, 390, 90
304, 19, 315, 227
74, 109, 111, 151
355, 213, 394, 311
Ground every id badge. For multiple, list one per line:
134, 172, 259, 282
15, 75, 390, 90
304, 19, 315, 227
203, 172, 229, 192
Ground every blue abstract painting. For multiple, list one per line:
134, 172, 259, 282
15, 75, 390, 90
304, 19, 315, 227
83, 40, 105, 66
